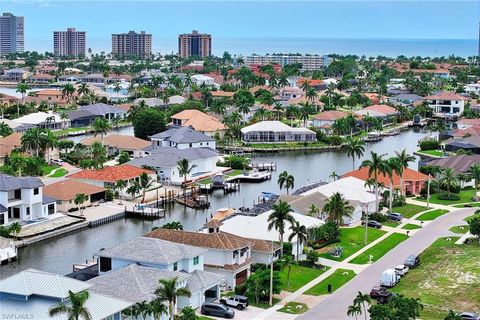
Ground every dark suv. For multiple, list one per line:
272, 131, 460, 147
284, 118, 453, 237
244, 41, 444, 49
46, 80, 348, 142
201, 302, 235, 318
404, 254, 420, 268
388, 213, 403, 222
369, 286, 392, 303
362, 220, 383, 229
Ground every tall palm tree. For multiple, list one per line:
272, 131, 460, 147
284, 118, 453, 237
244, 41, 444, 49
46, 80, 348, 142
139, 172, 153, 203
360, 152, 388, 213
21, 127, 43, 157
127, 181, 141, 200
329, 171, 340, 181
353, 291, 370, 320
77, 83, 90, 97
60, 112, 69, 129
347, 304, 362, 320
395, 149, 416, 195
342, 137, 365, 171
439, 168, 459, 198
277, 171, 295, 195
288, 220, 307, 262
177, 158, 197, 199
154, 277, 191, 320
268, 200, 295, 255
16, 82, 29, 106
273, 102, 283, 120
323, 192, 354, 225
115, 179, 127, 202
61, 83, 76, 104
149, 298, 169, 320
92, 117, 112, 145
49, 290, 92, 320
41, 129, 58, 163
298, 101, 313, 127
74, 193, 88, 216
282, 254, 294, 289
385, 157, 402, 213
469, 163, 480, 201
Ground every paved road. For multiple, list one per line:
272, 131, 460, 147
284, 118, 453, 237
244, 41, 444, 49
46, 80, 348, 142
297, 207, 475, 320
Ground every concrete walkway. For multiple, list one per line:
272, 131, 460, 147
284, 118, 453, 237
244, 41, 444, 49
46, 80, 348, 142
454, 231, 472, 244
405, 198, 452, 211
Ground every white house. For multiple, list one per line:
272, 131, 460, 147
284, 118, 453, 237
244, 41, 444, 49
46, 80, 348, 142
191, 74, 216, 87
150, 126, 216, 150
424, 92, 467, 117
128, 147, 219, 185
241, 121, 316, 143
15, 112, 67, 129
0, 174, 56, 226
465, 83, 480, 95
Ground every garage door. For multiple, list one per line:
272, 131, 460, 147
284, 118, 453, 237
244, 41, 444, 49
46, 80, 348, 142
191, 292, 201, 309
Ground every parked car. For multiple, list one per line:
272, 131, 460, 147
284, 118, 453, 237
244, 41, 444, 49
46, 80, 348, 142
201, 302, 235, 318
50, 159, 63, 165
394, 264, 409, 276
369, 286, 391, 299
404, 254, 420, 268
388, 212, 403, 222
459, 312, 480, 320
219, 295, 248, 310
362, 220, 383, 229
380, 269, 400, 287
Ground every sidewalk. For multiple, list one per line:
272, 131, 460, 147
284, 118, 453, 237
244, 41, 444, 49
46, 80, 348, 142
405, 198, 452, 211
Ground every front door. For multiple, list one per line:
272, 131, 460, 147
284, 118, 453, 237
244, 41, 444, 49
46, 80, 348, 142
13, 208, 20, 219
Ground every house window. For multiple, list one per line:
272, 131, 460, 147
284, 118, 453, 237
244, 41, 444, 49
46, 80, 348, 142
33, 188, 39, 195
189, 143, 192, 147
193, 256, 199, 265
173, 262, 178, 271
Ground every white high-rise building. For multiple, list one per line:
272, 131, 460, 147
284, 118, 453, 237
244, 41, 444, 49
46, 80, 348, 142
53, 28, 86, 57
0, 13, 24, 56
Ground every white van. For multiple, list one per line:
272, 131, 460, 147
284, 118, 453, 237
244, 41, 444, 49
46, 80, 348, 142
380, 269, 400, 287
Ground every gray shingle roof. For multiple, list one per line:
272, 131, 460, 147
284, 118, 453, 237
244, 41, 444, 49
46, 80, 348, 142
0, 174, 43, 192
425, 155, 480, 174
150, 126, 214, 144
78, 103, 126, 116
96, 236, 207, 265
42, 195, 56, 205
129, 147, 218, 168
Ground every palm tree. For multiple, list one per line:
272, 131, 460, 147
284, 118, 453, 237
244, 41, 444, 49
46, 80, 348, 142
395, 149, 416, 195
115, 179, 127, 202
127, 181, 141, 200
342, 137, 365, 171
60, 112, 69, 129
308, 204, 320, 217
74, 193, 88, 216
299, 101, 313, 127
21, 127, 43, 157
0, 122, 13, 137
353, 291, 370, 320
469, 163, 480, 201
288, 220, 307, 262
139, 172, 153, 203
360, 152, 388, 213
92, 117, 112, 145
282, 254, 294, 289
329, 171, 340, 181
273, 102, 283, 120
154, 277, 191, 320
77, 83, 90, 97
178, 306, 198, 320
0, 101, 9, 119
61, 83, 76, 103
323, 192, 354, 225
177, 158, 197, 199
42, 129, 58, 163
49, 290, 92, 320
268, 200, 295, 255
149, 298, 169, 320
113, 81, 122, 99
439, 168, 459, 198
347, 304, 362, 320
277, 171, 295, 195
385, 157, 402, 213
16, 82, 29, 106
8, 222, 22, 240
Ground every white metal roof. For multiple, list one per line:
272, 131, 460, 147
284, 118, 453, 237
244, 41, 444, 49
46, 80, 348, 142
241, 121, 316, 134
16, 112, 62, 125
303, 176, 376, 204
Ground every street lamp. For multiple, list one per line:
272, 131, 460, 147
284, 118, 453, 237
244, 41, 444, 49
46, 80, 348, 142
363, 202, 369, 246
269, 240, 274, 306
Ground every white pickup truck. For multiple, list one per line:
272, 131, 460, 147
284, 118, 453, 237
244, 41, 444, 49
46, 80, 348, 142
219, 295, 249, 310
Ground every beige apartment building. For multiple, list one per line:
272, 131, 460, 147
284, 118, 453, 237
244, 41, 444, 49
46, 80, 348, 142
111, 31, 152, 58
178, 30, 211, 58
53, 28, 86, 57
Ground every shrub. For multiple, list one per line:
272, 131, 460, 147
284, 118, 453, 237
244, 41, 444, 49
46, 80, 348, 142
105, 189, 114, 201
234, 283, 247, 295
283, 242, 293, 256
307, 222, 341, 242
363, 212, 388, 223
251, 263, 267, 273
328, 245, 344, 258
437, 193, 460, 201
420, 139, 439, 151
306, 250, 320, 266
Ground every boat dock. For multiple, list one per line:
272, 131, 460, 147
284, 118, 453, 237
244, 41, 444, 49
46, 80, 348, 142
251, 162, 277, 171
125, 205, 165, 219
0, 237, 17, 265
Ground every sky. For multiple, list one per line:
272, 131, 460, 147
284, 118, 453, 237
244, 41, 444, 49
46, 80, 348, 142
0, 0, 479, 55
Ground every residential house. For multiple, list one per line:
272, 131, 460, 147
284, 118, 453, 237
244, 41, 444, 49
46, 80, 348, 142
288, 96, 325, 112
80, 73, 105, 84
43, 179, 106, 212
128, 147, 218, 185
312, 110, 349, 130
67, 164, 156, 190
80, 134, 151, 158
28, 73, 55, 84
191, 74, 216, 87
145, 228, 255, 290
68, 103, 127, 127
456, 118, 480, 130
170, 109, 227, 137
0, 173, 56, 226
279, 87, 303, 101
241, 121, 316, 143
424, 92, 467, 117
388, 93, 423, 106
355, 104, 399, 123
134, 95, 186, 107
342, 167, 429, 196
445, 136, 480, 155
0, 68, 30, 82
0, 132, 22, 164
0, 119, 33, 133
16, 112, 66, 129
422, 155, 480, 188
26, 89, 68, 106
58, 74, 81, 83
465, 83, 480, 95
150, 126, 216, 150
0, 269, 131, 320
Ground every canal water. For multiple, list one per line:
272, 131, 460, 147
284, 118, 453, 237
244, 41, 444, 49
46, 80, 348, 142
0, 129, 431, 278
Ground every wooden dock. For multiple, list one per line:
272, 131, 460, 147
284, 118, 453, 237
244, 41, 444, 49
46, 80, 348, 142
125, 205, 165, 219
251, 162, 277, 171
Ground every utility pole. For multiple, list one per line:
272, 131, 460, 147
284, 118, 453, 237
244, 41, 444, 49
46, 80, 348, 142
427, 177, 431, 210
269, 240, 274, 306
364, 202, 369, 246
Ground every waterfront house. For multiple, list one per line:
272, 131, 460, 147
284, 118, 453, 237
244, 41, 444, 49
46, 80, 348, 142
0, 173, 56, 226
67, 164, 156, 190
422, 155, 480, 188
451, 125, 480, 138
424, 92, 467, 117
0, 119, 32, 133
43, 179, 106, 212
16, 111, 66, 129
128, 147, 218, 185
79, 73, 105, 84
0, 268, 132, 320
134, 95, 186, 107
465, 83, 480, 95
68, 103, 127, 127
145, 228, 254, 290
288, 96, 325, 112
355, 104, 399, 123
0, 236, 16, 263
342, 167, 429, 196
0, 68, 30, 82
28, 73, 55, 84
388, 93, 423, 106
241, 121, 316, 143
26, 89, 68, 106
150, 126, 216, 150
80, 134, 151, 158
170, 109, 226, 137
445, 136, 480, 155
456, 118, 480, 130
312, 110, 349, 130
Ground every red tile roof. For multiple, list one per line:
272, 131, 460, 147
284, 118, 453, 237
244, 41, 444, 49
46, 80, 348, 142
68, 164, 154, 182
424, 92, 467, 101
313, 110, 348, 121
342, 167, 429, 187
363, 105, 398, 115
43, 180, 105, 201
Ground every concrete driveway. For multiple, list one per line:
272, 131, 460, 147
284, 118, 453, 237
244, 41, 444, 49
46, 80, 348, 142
297, 207, 476, 320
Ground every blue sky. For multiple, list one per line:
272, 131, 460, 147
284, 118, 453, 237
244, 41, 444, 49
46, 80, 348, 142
1, 0, 478, 54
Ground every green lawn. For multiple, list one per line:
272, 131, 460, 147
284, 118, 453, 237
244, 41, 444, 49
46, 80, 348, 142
249, 298, 281, 309
196, 170, 244, 185
278, 302, 309, 314
49, 168, 68, 178
402, 223, 422, 230
416, 149, 444, 157
465, 213, 480, 223
417, 189, 477, 205
383, 221, 401, 228
391, 238, 480, 320
349, 233, 409, 264
391, 204, 427, 218
453, 202, 480, 208
305, 269, 356, 296
198, 317, 214, 320
318, 226, 386, 261
449, 225, 469, 234
416, 209, 449, 221
279, 264, 327, 292
42, 165, 59, 176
